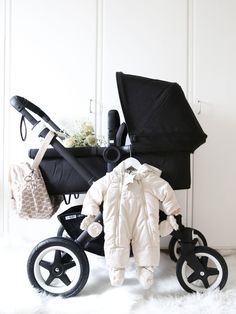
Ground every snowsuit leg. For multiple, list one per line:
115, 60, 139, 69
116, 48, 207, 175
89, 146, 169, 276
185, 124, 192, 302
131, 206, 160, 267
103, 199, 131, 269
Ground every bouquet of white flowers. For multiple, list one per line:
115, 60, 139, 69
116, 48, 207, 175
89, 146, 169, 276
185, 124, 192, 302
61, 122, 104, 148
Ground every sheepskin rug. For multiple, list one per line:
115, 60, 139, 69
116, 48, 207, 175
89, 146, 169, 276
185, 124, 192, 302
0, 236, 236, 314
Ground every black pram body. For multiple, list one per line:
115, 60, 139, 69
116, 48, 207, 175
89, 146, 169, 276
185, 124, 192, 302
28, 72, 206, 194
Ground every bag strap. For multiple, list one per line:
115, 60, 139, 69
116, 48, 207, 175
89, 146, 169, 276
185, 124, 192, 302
32, 131, 55, 169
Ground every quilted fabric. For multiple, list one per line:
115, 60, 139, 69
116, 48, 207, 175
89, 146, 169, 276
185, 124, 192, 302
9, 162, 62, 219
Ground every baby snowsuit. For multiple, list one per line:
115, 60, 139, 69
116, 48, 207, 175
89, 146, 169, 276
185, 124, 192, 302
81, 161, 180, 287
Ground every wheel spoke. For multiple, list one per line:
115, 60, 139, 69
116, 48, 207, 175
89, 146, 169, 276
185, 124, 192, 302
201, 276, 210, 288
54, 250, 62, 264
39, 260, 51, 270
207, 267, 219, 276
200, 256, 208, 267
61, 253, 73, 264
63, 261, 76, 271
187, 255, 206, 274
60, 274, 71, 286
45, 273, 56, 286
187, 272, 199, 283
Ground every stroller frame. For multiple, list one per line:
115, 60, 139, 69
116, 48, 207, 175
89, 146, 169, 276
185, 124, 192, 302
10, 89, 228, 297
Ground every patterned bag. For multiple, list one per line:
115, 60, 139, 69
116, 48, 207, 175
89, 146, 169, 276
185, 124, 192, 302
9, 131, 62, 219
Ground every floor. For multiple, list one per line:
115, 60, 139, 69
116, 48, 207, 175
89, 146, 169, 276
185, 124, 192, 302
0, 236, 236, 314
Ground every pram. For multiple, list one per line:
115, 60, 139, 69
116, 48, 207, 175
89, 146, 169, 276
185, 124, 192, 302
10, 72, 228, 297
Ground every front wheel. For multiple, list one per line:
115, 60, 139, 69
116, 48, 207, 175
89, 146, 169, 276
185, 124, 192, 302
27, 237, 89, 298
176, 246, 228, 293
169, 228, 207, 262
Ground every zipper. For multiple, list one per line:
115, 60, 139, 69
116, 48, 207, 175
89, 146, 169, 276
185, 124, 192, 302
115, 177, 122, 247
139, 181, 153, 244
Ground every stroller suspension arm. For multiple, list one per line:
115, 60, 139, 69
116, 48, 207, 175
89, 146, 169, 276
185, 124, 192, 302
75, 212, 103, 248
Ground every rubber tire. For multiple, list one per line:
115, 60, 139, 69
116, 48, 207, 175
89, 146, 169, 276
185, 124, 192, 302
176, 246, 228, 293
27, 237, 89, 298
169, 228, 207, 262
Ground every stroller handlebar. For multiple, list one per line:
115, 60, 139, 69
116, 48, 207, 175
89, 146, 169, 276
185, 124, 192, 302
10, 95, 62, 132
10, 96, 50, 121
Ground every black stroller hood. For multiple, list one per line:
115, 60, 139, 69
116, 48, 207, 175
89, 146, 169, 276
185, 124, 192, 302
116, 72, 207, 153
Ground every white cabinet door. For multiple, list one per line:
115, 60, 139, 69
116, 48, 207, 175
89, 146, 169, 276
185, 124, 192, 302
193, 0, 236, 248
102, 0, 188, 127
7, 0, 97, 240
0, 0, 5, 235
9, 0, 97, 161
101, 0, 189, 247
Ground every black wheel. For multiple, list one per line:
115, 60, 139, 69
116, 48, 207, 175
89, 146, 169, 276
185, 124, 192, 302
169, 228, 207, 262
27, 237, 89, 298
176, 246, 228, 293
57, 225, 70, 238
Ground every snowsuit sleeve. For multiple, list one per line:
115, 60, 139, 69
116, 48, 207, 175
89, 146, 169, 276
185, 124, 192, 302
153, 178, 181, 216
81, 173, 110, 216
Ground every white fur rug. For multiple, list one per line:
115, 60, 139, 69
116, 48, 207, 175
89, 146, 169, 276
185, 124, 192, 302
0, 236, 236, 314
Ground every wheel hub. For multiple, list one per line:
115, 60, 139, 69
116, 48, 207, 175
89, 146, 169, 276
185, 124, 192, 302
52, 265, 64, 276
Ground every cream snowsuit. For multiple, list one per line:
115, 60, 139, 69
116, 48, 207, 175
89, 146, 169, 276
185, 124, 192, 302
82, 161, 180, 286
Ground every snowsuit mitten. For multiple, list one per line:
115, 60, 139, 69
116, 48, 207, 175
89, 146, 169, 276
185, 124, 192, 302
159, 214, 179, 237
80, 215, 103, 238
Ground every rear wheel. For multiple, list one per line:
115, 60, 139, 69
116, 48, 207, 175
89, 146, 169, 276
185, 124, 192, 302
27, 237, 89, 297
176, 246, 228, 293
169, 229, 207, 262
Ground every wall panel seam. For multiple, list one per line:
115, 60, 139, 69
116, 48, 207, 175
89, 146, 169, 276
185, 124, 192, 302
186, 0, 195, 228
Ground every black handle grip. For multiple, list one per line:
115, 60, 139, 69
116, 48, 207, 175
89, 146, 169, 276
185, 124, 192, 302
10, 95, 50, 122
108, 110, 120, 144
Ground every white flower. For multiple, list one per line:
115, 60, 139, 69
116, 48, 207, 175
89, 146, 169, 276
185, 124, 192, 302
64, 136, 76, 148
85, 134, 97, 146
63, 121, 99, 147
81, 122, 94, 135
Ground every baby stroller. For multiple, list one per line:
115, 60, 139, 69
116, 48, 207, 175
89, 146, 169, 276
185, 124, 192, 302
10, 72, 228, 297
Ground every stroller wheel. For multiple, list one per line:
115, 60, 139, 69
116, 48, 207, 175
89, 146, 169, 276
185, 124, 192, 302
176, 246, 228, 293
169, 228, 207, 262
27, 237, 89, 298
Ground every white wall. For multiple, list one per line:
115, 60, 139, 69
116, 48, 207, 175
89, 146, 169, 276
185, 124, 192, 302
1, 0, 98, 238
192, 0, 236, 248
9, 0, 97, 161
0, 0, 5, 236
